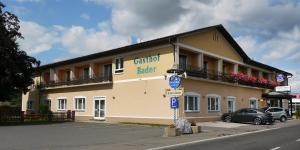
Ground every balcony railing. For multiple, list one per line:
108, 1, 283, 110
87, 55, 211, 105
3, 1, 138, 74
181, 65, 276, 89
39, 75, 112, 88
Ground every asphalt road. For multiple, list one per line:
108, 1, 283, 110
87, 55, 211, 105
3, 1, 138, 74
167, 124, 300, 150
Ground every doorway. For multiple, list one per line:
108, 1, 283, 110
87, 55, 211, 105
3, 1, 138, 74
94, 97, 106, 120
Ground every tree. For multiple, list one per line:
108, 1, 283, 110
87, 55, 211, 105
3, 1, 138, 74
0, 2, 40, 101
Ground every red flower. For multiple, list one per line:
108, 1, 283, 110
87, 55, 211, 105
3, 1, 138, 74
248, 76, 257, 83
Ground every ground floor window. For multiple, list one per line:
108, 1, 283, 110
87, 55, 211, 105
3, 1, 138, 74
57, 98, 67, 111
74, 97, 85, 111
184, 92, 200, 112
227, 96, 236, 113
249, 98, 258, 109
27, 101, 33, 110
207, 94, 221, 112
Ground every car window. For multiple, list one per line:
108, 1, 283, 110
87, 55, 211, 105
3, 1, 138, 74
274, 108, 283, 112
248, 109, 257, 113
236, 109, 247, 113
269, 108, 275, 112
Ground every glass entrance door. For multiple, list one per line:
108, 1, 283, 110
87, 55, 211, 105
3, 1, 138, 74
94, 97, 106, 120
103, 64, 112, 81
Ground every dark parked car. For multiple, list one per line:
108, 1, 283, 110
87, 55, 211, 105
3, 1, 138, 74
222, 108, 274, 125
260, 107, 287, 122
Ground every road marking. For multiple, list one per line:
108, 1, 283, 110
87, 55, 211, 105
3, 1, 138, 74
270, 147, 280, 150
147, 127, 279, 150
296, 139, 300, 142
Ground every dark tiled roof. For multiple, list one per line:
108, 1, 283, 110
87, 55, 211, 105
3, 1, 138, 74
37, 24, 292, 76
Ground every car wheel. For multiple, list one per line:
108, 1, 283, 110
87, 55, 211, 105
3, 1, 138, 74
253, 118, 262, 125
280, 116, 287, 122
224, 116, 231, 122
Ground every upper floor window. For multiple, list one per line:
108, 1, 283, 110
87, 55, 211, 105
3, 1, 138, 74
207, 94, 221, 112
115, 57, 124, 73
83, 67, 89, 79
179, 55, 187, 70
65, 70, 71, 81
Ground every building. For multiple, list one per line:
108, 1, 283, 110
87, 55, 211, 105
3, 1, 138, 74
22, 25, 292, 124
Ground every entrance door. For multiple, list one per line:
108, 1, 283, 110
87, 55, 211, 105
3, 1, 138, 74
227, 97, 235, 113
103, 64, 112, 81
94, 97, 106, 120
179, 55, 187, 70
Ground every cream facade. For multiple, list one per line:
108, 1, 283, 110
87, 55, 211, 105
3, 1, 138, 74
22, 25, 291, 124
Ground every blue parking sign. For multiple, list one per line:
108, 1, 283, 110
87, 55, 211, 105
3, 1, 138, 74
170, 97, 179, 109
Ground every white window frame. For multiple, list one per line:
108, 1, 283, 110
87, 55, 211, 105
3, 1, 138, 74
27, 101, 33, 110
183, 92, 200, 113
207, 94, 221, 112
57, 97, 67, 111
115, 56, 124, 74
249, 97, 258, 109
227, 96, 236, 113
74, 96, 86, 112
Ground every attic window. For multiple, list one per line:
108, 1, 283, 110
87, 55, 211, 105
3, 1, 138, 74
213, 31, 219, 41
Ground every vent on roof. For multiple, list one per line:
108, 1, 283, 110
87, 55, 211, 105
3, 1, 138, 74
213, 31, 219, 41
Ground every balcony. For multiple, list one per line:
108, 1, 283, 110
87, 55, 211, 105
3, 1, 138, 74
39, 74, 112, 89
182, 65, 277, 89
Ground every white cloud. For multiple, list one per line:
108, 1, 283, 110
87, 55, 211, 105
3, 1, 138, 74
18, 20, 131, 56
61, 24, 131, 55
80, 13, 91, 20
235, 35, 258, 55
262, 26, 300, 60
18, 21, 60, 55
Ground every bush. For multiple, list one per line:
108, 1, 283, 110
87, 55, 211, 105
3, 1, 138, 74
296, 110, 300, 117
39, 104, 49, 115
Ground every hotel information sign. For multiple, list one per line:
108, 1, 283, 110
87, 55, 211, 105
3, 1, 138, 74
276, 74, 284, 82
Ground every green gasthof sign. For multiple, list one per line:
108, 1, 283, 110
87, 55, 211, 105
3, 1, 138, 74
134, 54, 160, 74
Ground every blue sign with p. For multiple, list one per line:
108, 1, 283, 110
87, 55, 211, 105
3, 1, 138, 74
170, 97, 179, 109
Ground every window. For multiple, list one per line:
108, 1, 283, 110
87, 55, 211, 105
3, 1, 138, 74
27, 101, 33, 110
179, 55, 187, 70
227, 96, 236, 113
184, 93, 200, 112
74, 97, 85, 111
57, 98, 67, 111
207, 94, 221, 112
115, 57, 124, 73
65, 70, 71, 81
83, 68, 89, 79
249, 98, 258, 109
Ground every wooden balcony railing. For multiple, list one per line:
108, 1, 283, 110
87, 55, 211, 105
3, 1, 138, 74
39, 74, 112, 88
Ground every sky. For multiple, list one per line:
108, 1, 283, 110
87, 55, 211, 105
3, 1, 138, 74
1, 0, 300, 93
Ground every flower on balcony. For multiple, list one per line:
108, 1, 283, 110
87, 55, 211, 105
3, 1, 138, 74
258, 78, 268, 85
230, 72, 238, 80
248, 76, 257, 83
